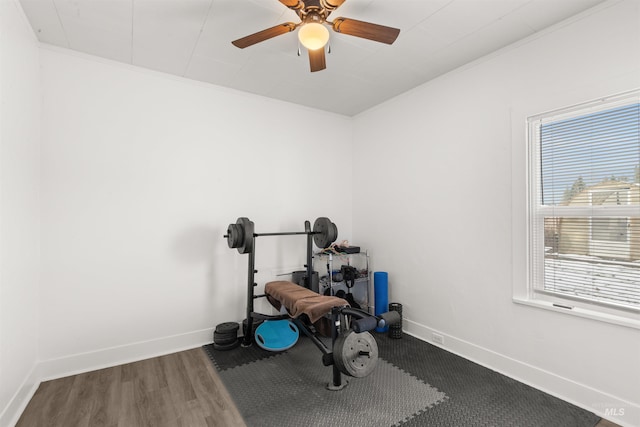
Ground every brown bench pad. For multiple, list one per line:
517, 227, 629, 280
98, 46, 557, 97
265, 281, 348, 324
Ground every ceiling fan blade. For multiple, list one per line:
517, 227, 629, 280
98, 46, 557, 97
232, 23, 297, 49
279, 0, 304, 10
332, 17, 400, 44
308, 48, 326, 72
320, 0, 345, 11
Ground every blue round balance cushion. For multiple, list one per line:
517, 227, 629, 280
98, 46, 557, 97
254, 319, 299, 352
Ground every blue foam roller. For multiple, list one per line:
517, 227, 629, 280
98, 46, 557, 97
374, 271, 389, 333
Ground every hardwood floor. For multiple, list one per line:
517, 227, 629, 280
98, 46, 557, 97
16, 348, 246, 427
596, 420, 623, 427
16, 346, 620, 427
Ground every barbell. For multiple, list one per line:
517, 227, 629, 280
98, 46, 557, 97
224, 217, 338, 254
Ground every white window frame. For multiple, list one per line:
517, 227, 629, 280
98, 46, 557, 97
519, 90, 640, 329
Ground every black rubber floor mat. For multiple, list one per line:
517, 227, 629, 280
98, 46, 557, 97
375, 333, 600, 427
211, 337, 446, 426
204, 333, 601, 427
204, 338, 275, 371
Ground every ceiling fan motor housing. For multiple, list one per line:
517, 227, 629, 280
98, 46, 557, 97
301, 7, 326, 24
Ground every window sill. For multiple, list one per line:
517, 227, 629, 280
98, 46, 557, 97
513, 296, 640, 330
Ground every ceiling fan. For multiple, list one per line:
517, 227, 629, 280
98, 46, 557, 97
231, 0, 400, 72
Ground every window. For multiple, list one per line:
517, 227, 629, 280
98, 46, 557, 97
527, 90, 640, 324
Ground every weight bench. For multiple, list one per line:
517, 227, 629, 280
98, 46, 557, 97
224, 217, 400, 390
264, 280, 399, 389
265, 280, 347, 324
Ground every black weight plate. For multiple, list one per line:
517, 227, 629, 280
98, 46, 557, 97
214, 335, 238, 346
313, 217, 338, 249
214, 330, 238, 342
214, 337, 237, 346
215, 322, 240, 334
237, 217, 254, 254
327, 221, 337, 245
333, 330, 378, 378
214, 329, 238, 339
213, 339, 240, 351
214, 336, 237, 345
226, 223, 243, 249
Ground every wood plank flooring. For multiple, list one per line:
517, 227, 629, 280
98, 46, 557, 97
16, 346, 620, 427
16, 348, 246, 427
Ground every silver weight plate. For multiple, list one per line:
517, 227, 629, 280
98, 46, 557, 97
333, 330, 378, 378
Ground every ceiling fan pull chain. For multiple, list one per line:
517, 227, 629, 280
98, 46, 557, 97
297, 44, 301, 57
327, 42, 331, 54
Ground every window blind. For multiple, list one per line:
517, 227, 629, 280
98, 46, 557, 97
529, 94, 640, 311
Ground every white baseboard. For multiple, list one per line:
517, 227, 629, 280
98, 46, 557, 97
404, 319, 640, 427
38, 328, 214, 381
1, 328, 214, 427
0, 365, 40, 427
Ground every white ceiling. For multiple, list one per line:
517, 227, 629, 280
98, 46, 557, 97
19, 0, 605, 116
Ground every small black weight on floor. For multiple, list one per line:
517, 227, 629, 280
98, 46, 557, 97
214, 330, 238, 346
388, 302, 403, 339
213, 339, 240, 351
213, 322, 240, 348
215, 322, 240, 334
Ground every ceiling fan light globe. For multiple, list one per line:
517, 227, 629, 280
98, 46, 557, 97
298, 23, 330, 50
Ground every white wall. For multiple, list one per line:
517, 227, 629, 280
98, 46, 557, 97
4, 0, 639, 425
353, 1, 640, 426
37, 46, 353, 376
0, 0, 41, 425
